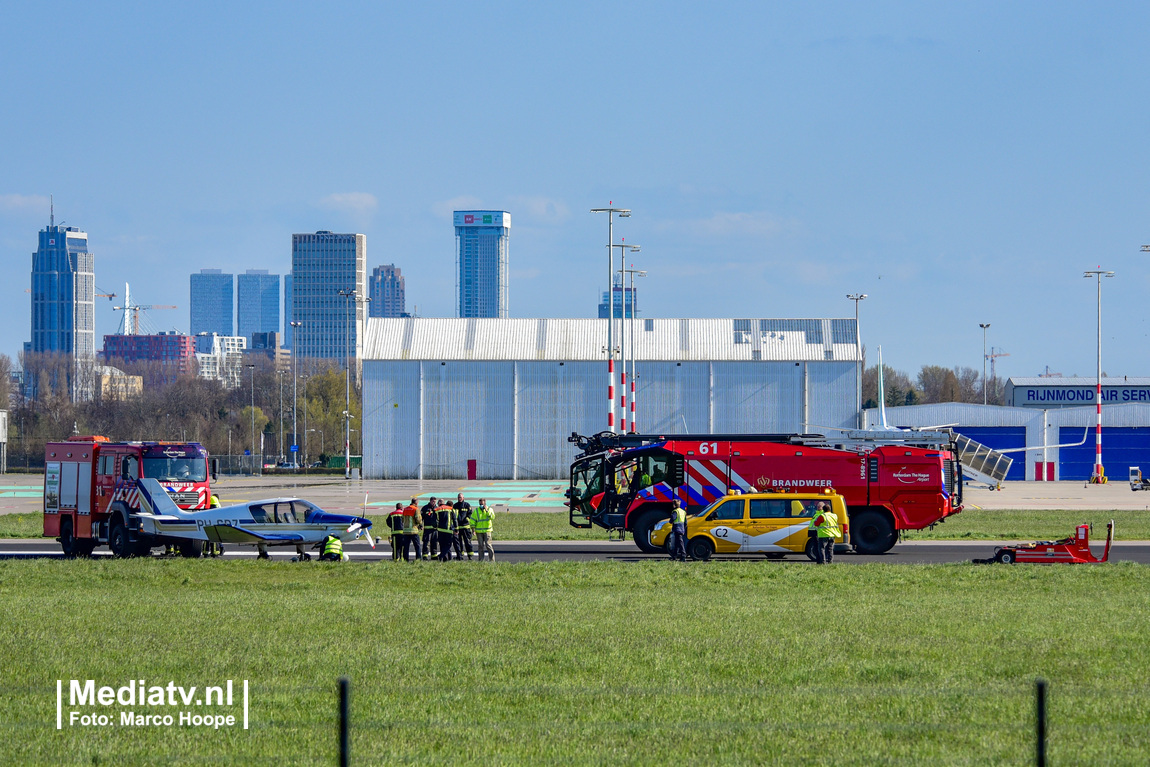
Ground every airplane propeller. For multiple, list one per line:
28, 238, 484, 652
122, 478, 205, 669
346, 521, 375, 548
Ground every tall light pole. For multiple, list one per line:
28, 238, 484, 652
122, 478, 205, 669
847, 294, 867, 428
246, 363, 256, 473
591, 205, 631, 432
290, 320, 302, 468
276, 369, 286, 462
1084, 268, 1115, 483
623, 264, 647, 433
979, 323, 991, 405
300, 373, 309, 468
611, 242, 640, 431
337, 289, 369, 479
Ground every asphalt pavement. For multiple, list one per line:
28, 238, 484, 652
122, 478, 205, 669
5, 538, 1149, 564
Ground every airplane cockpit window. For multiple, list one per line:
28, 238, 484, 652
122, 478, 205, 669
250, 504, 273, 523
276, 503, 298, 524
290, 501, 317, 520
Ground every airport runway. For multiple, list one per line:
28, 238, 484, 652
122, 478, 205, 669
4, 538, 1148, 564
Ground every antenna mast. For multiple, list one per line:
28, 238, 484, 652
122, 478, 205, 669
50, 194, 54, 228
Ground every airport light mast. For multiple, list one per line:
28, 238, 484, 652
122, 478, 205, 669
979, 323, 991, 405
1083, 268, 1114, 483
591, 205, 631, 432
611, 242, 640, 432
847, 294, 867, 428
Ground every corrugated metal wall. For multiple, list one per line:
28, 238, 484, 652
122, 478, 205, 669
364, 360, 859, 478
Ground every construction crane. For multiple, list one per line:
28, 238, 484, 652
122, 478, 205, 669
112, 283, 177, 335
986, 346, 1010, 383
95, 286, 117, 302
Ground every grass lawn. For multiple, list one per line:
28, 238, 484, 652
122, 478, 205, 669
903, 507, 1150, 541
0, 559, 1147, 765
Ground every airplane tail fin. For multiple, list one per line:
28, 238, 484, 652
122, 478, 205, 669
136, 478, 185, 517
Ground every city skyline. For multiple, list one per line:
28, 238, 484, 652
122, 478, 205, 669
3, 5, 1150, 379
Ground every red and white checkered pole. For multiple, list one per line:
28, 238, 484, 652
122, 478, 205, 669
620, 367, 627, 432
1095, 378, 1103, 480
1085, 268, 1113, 483
607, 357, 614, 430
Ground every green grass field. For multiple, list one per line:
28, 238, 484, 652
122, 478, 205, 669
6, 507, 1150, 543
1, 559, 1147, 764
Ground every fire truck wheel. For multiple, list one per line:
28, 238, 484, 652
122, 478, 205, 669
108, 522, 133, 558
996, 550, 1015, 565
179, 540, 205, 558
631, 511, 664, 554
851, 511, 896, 555
687, 537, 714, 562
59, 518, 77, 558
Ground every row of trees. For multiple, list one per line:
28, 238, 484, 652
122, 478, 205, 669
861, 362, 1007, 409
9, 352, 362, 469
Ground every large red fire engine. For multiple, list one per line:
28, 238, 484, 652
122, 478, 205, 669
567, 430, 963, 555
43, 436, 215, 557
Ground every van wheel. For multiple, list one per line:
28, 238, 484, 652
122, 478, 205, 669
851, 511, 896, 554
631, 511, 664, 554
765, 552, 786, 560
108, 522, 133, 558
60, 518, 77, 557
687, 537, 714, 562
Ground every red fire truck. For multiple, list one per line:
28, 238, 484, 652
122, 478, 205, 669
567, 431, 963, 555
43, 436, 216, 557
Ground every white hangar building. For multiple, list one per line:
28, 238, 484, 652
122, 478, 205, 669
361, 317, 861, 479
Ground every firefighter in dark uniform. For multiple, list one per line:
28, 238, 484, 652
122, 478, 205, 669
434, 500, 457, 562
387, 503, 405, 562
452, 493, 475, 560
421, 497, 439, 560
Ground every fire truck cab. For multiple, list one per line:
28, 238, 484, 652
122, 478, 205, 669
43, 436, 215, 557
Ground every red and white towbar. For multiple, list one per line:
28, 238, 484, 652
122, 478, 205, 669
974, 521, 1114, 565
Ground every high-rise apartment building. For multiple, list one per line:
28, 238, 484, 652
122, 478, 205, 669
290, 232, 366, 361
454, 211, 510, 318
368, 264, 406, 318
283, 272, 293, 348
189, 269, 234, 337
236, 269, 280, 345
30, 218, 95, 357
598, 283, 639, 318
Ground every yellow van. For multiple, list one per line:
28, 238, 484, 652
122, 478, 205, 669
650, 491, 849, 561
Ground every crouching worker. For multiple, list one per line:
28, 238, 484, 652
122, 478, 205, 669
320, 533, 346, 562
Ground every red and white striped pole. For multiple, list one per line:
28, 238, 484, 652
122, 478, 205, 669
591, 205, 632, 433
607, 357, 615, 430
1085, 268, 1114, 483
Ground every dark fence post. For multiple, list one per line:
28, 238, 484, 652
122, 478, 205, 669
339, 676, 350, 767
1036, 679, 1047, 767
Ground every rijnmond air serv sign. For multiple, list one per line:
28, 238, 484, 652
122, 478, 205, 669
1012, 385, 1150, 407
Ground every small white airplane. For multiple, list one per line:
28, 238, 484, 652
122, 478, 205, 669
135, 477, 375, 560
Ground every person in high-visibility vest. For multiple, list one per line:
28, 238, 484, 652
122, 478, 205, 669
668, 499, 688, 561
812, 502, 840, 565
472, 499, 495, 562
205, 494, 224, 557
434, 501, 457, 562
320, 534, 345, 562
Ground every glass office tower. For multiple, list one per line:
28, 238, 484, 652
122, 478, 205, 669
454, 211, 510, 318
291, 232, 366, 361
368, 264, 406, 318
30, 223, 95, 357
189, 269, 234, 337
237, 269, 280, 345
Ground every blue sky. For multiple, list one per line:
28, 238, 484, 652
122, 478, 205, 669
2, 2, 1148, 379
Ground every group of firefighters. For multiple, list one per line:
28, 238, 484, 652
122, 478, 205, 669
384, 493, 496, 562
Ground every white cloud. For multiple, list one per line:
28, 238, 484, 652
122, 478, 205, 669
508, 195, 570, 225
655, 210, 795, 239
317, 192, 378, 215
0, 193, 50, 214
432, 195, 482, 219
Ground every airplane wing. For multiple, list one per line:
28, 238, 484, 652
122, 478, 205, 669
204, 525, 307, 544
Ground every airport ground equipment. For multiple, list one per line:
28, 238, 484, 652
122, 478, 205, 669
567, 430, 967, 555
42, 436, 216, 557
972, 521, 1114, 565
1129, 467, 1150, 491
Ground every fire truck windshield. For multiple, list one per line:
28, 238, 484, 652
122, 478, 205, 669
571, 456, 604, 502
143, 457, 207, 482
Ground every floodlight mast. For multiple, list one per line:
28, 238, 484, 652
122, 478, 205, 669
1083, 268, 1115, 483
624, 264, 647, 431
611, 243, 640, 430
847, 294, 866, 428
591, 206, 631, 432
